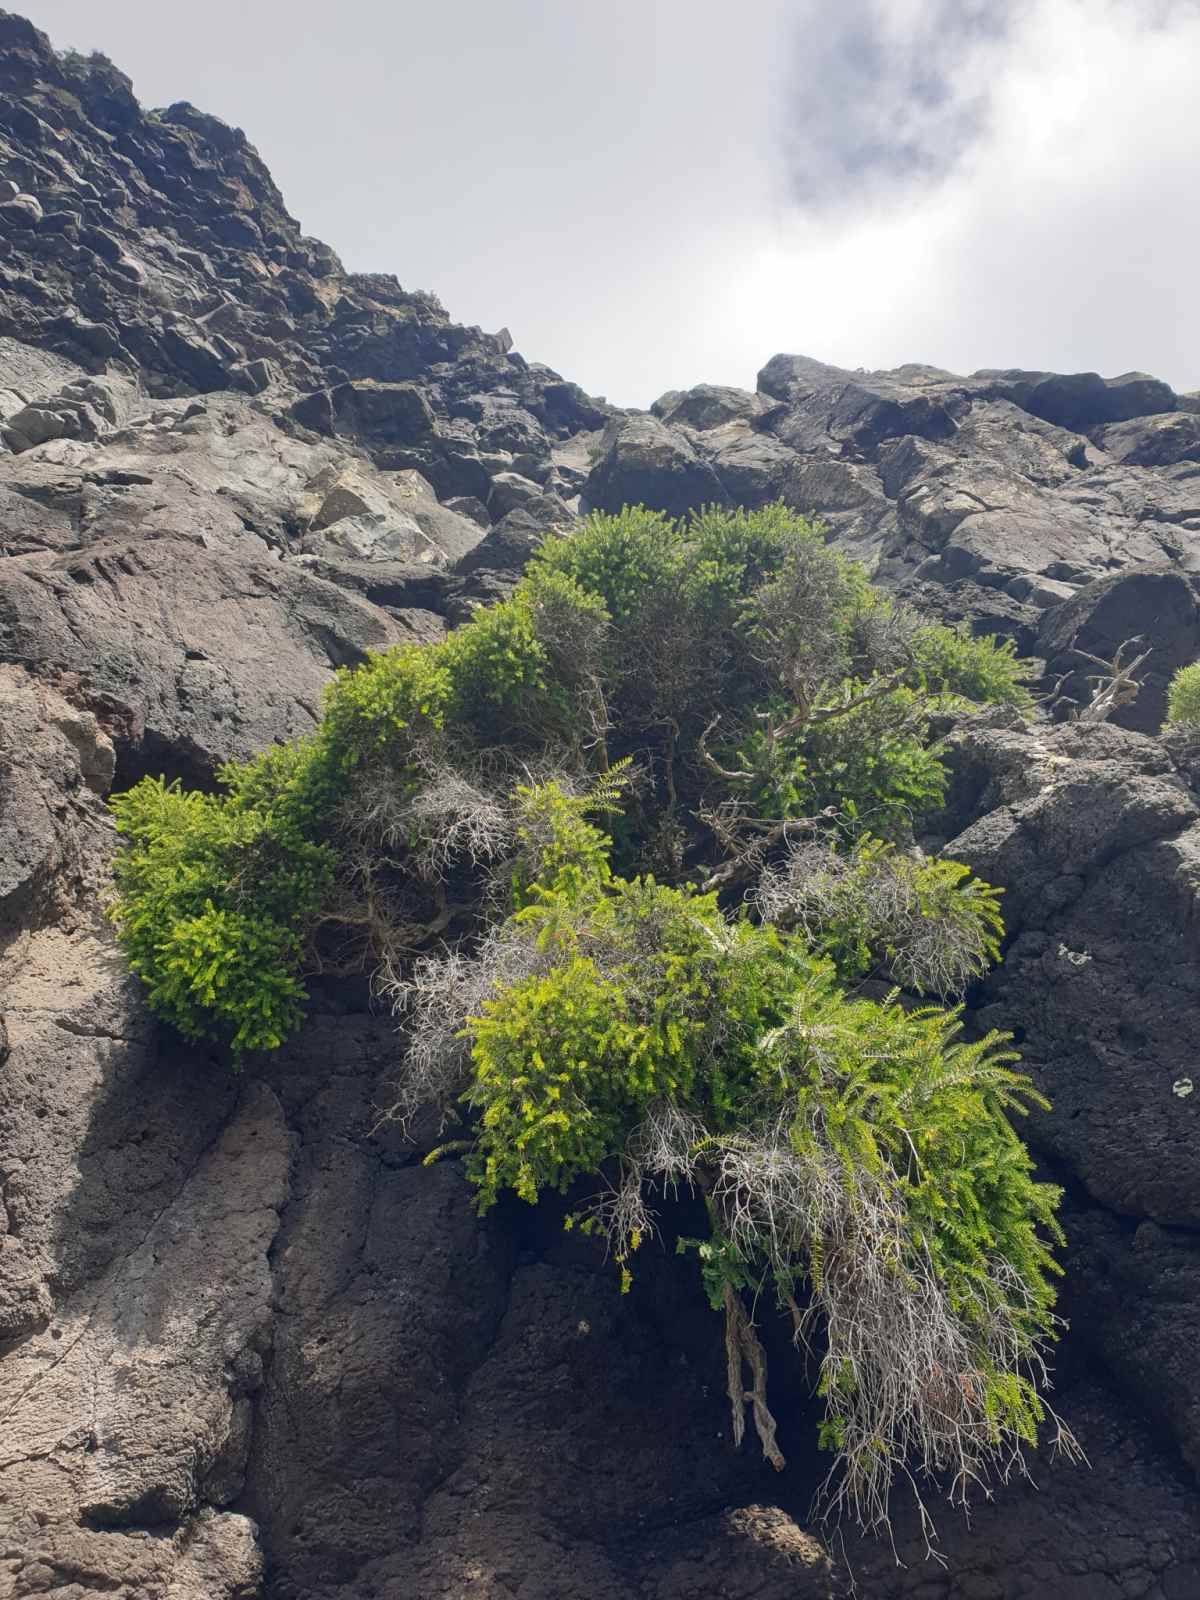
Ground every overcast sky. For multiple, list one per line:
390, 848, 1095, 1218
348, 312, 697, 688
24, 0, 1200, 407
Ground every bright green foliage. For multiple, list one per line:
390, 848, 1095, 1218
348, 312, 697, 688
113, 502, 1033, 1056
762, 834, 1004, 992
508, 779, 615, 906
438, 792, 1065, 1529
762, 971, 1060, 1327
911, 622, 1033, 709
738, 684, 947, 841
441, 568, 607, 751
110, 776, 333, 1051
320, 640, 450, 771
467, 873, 799, 1210
757, 971, 1063, 1509
800, 688, 949, 837
1164, 661, 1200, 729
529, 505, 680, 628
108, 501, 1062, 1538
106, 499, 1036, 1055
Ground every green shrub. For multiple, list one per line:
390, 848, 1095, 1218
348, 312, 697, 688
530, 505, 681, 629
757, 834, 1003, 991
799, 688, 948, 838
736, 683, 948, 842
109, 502, 1066, 1537
508, 777, 615, 905
1165, 661, 1200, 729
110, 776, 333, 1051
911, 622, 1033, 708
408, 789, 1065, 1530
320, 640, 450, 773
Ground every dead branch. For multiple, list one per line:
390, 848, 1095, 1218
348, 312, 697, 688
698, 715, 756, 783
1070, 636, 1151, 725
698, 812, 830, 896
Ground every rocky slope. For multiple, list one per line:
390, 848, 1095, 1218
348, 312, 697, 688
1, 11, 1199, 1599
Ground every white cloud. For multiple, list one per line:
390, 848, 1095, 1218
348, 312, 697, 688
738, 0, 1200, 392
24, 0, 1200, 403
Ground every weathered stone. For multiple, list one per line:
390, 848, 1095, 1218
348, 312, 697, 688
0, 537, 404, 781
704, 424, 798, 507
329, 379, 435, 446
299, 461, 484, 565
584, 413, 728, 518
653, 383, 766, 431
0, 664, 114, 935
0, 192, 42, 226
1023, 369, 1177, 429
486, 468, 545, 517
1098, 411, 1200, 466
444, 492, 491, 527
1038, 566, 1200, 732
450, 490, 573, 604
940, 719, 1200, 1474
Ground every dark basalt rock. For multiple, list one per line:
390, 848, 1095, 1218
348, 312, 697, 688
583, 412, 729, 518
0, 535, 405, 784
1098, 411, 1200, 467
939, 718, 1200, 1477
1039, 566, 1200, 732
1022, 369, 1178, 430
652, 382, 768, 431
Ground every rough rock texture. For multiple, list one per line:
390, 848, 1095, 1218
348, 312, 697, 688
0, 534, 410, 784
933, 717, 1200, 1484
587, 358, 1200, 720
2, 11, 1200, 1600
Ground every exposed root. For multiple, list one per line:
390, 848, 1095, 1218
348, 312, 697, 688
723, 1283, 786, 1471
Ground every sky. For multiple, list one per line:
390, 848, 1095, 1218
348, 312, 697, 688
22, 0, 1200, 407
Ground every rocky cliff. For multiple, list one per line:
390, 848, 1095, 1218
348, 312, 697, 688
1, 12, 1199, 1599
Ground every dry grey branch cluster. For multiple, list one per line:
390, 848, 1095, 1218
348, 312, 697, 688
755, 841, 996, 996
1044, 635, 1149, 724
848, 597, 924, 674
335, 757, 602, 1012
341, 760, 514, 877
754, 540, 856, 710
606, 1093, 1079, 1547
378, 924, 549, 1132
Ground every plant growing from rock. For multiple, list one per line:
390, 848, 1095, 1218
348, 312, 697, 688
1165, 661, 1200, 730
110, 502, 1072, 1547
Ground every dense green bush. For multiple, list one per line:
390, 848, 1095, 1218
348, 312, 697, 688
1165, 661, 1200, 729
911, 621, 1032, 708
412, 782, 1067, 1532
110, 776, 333, 1052
109, 502, 1070, 1540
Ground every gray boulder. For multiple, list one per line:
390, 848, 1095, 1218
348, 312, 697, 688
652, 383, 767, 431
447, 491, 575, 618
583, 414, 727, 519
1038, 566, 1200, 732
1020, 369, 1177, 430
1097, 411, 1200, 467
0, 662, 114, 937
701, 425, 798, 508
942, 718, 1200, 1471
486, 469, 546, 518
0, 537, 403, 782
297, 462, 485, 566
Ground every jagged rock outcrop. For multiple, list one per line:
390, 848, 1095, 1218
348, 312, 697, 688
587, 359, 1200, 721
2, 11, 1200, 1600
